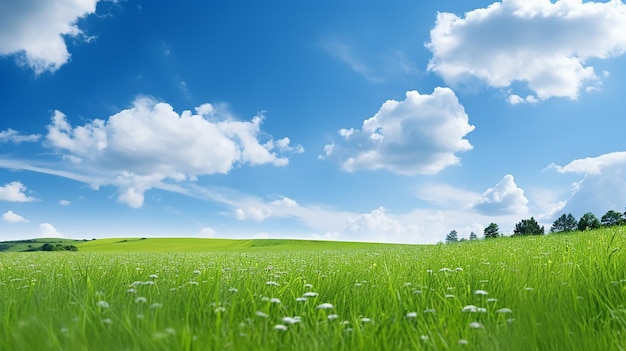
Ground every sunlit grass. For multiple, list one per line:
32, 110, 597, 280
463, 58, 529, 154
0, 228, 624, 350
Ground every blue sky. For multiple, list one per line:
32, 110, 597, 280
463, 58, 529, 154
1, 0, 626, 243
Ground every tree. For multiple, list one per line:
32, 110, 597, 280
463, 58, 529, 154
550, 213, 577, 233
41, 243, 54, 251
445, 230, 459, 243
600, 210, 625, 227
484, 223, 500, 239
578, 212, 601, 231
513, 217, 544, 236
469, 231, 478, 240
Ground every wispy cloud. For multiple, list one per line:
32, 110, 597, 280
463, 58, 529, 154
320, 39, 418, 83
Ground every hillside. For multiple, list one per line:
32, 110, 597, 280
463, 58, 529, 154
0, 237, 412, 252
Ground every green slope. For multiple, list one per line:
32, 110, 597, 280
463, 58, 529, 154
0, 238, 88, 252
0, 237, 419, 253
74, 237, 404, 252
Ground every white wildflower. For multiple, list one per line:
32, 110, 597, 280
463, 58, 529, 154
406, 312, 417, 318
462, 305, 478, 313
361, 318, 371, 323
266, 281, 279, 286
274, 324, 288, 331
327, 314, 339, 320
270, 298, 281, 304
135, 297, 147, 304
316, 303, 334, 309
495, 308, 513, 314
303, 292, 318, 297
282, 317, 301, 324
255, 311, 268, 318
474, 290, 488, 296
469, 322, 483, 329
96, 301, 109, 309
295, 297, 307, 302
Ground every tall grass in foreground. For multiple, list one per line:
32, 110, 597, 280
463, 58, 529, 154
0, 228, 624, 350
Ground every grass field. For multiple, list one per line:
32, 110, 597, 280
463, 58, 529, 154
0, 228, 624, 350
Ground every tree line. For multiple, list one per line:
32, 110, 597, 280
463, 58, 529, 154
445, 209, 626, 243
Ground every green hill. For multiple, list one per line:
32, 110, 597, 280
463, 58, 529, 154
0, 238, 87, 252
0, 237, 412, 252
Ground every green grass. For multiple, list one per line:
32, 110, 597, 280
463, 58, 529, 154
0, 228, 624, 350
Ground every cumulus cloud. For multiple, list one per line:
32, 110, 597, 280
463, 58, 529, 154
348, 207, 416, 234
468, 175, 529, 215
233, 196, 299, 221
0, 129, 41, 144
0, 0, 100, 73
427, 0, 626, 101
2, 210, 28, 223
0, 181, 35, 202
39, 223, 63, 237
548, 151, 626, 175
40, 96, 302, 208
548, 151, 626, 217
59, 199, 71, 206
199, 227, 217, 238
322, 88, 474, 175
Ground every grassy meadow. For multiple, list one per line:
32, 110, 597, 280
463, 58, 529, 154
0, 228, 624, 350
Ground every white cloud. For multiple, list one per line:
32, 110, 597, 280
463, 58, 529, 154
0, 181, 35, 202
145, 180, 524, 243
269, 196, 298, 208
507, 94, 538, 105
427, 0, 626, 101
2, 210, 28, 223
0, 129, 41, 144
0, 0, 100, 73
40, 96, 302, 208
416, 183, 480, 207
323, 88, 474, 175
235, 207, 272, 221
39, 223, 63, 237
548, 151, 626, 175
346, 207, 420, 242
548, 151, 626, 218
199, 227, 217, 238
59, 199, 71, 206
321, 39, 419, 82
468, 175, 529, 215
